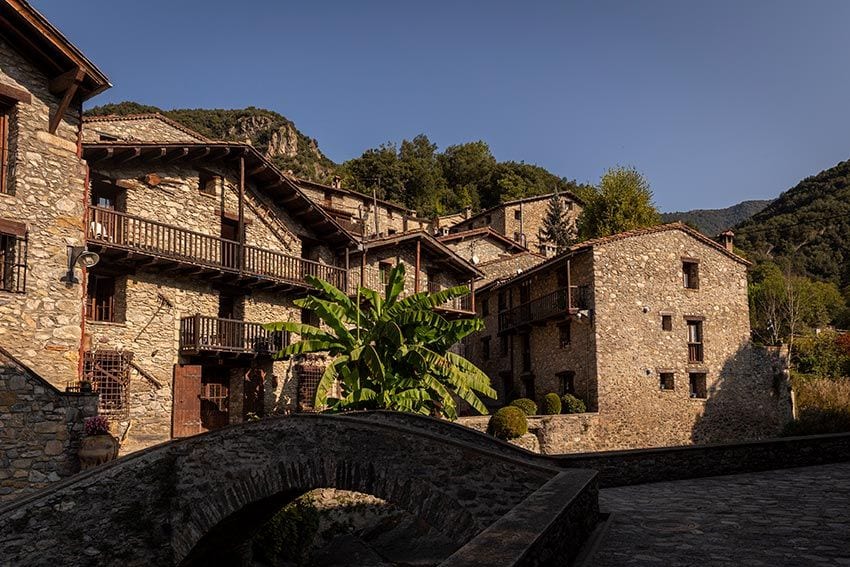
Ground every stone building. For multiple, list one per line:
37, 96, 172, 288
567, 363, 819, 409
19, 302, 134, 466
448, 192, 583, 257
465, 223, 792, 451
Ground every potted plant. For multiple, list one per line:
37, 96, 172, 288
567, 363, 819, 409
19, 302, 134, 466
78, 415, 119, 470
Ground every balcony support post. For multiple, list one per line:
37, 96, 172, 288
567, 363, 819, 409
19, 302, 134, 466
344, 247, 350, 294
360, 250, 366, 288
470, 278, 475, 313
414, 239, 421, 293
566, 258, 572, 313
238, 156, 246, 277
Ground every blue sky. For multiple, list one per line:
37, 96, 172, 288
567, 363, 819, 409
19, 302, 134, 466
34, 0, 850, 212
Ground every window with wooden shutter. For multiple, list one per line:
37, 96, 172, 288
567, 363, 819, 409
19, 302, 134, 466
0, 104, 10, 195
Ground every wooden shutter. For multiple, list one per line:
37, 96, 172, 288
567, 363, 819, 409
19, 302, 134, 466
172, 364, 202, 438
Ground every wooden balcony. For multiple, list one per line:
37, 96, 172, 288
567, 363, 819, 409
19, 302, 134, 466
179, 314, 289, 356
498, 285, 592, 333
86, 206, 347, 291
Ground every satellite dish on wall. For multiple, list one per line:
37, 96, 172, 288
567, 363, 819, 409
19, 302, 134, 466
471, 255, 480, 265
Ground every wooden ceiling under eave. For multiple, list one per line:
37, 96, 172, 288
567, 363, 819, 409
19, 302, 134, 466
82, 142, 357, 250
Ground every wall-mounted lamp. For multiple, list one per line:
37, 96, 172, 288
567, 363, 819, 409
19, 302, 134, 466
61, 246, 100, 284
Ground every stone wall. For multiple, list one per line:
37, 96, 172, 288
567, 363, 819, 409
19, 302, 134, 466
0, 346, 97, 502
82, 115, 208, 143
0, 37, 89, 385
459, 413, 604, 454
440, 233, 515, 265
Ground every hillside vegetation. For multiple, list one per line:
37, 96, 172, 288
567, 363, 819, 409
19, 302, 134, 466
734, 159, 850, 289
661, 199, 772, 236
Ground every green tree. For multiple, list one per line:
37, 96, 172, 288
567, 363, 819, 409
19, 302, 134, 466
341, 143, 405, 203
577, 166, 661, 240
398, 134, 448, 215
539, 191, 574, 251
265, 264, 496, 419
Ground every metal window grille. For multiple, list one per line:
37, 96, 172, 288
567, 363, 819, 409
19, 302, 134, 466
0, 233, 27, 293
203, 382, 228, 412
86, 274, 115, 321
81, 350, 132, 419
296, 365, 325, 412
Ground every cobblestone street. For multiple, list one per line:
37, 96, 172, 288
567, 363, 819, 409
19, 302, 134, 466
594, 462, 850, 566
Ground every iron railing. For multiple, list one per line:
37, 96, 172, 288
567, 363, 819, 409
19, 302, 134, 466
87, 206, 347, 289
179, 314, 288, 356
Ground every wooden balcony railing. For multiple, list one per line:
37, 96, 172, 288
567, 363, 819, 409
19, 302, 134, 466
179, 315, 288, 356
688, 343, 704, 364
87, 206, 347, 290
498, 285, 592, 333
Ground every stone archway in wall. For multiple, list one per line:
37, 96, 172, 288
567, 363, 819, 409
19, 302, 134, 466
0, 413, 569, 567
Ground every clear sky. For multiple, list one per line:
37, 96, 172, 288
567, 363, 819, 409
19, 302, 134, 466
32, 0, 850, 212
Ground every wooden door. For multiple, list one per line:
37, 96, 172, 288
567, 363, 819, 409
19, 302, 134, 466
201, 368, 230, 431
243, 368, 265, 419
172, 364, 202, 438
220, 217, 240, 269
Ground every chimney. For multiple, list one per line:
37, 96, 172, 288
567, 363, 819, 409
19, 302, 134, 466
463, 206, 472, 219
331, 175, 341, 189
720, 230, 734, 252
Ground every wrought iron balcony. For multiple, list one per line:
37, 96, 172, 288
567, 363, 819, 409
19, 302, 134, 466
86, 206, 347, 290
179, 314, 289, 356
498, 285, 592, 333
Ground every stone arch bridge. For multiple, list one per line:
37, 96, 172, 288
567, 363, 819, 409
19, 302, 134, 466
0, 412, 598, 567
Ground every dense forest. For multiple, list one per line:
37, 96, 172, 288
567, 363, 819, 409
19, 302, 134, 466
734, 159, 850, 290
661, 199, 772, 236
85, 103, 591, 218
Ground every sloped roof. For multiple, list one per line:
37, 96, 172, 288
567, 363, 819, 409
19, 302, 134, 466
0, 0, 110, 100
359, 230, 484, 279
451, 191, 584, 230
438, 227, 529, 253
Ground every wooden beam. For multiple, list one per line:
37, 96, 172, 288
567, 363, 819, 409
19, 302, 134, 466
116, 147, 141, 164
165, 147, 189, 163
141, 147, 166, 162
248, 163, 268, 176
49, 67, 84, 95
0, 81, 31, 104
48, 67, 84, 134
0, 13, 64, 75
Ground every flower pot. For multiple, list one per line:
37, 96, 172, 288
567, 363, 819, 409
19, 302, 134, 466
78, 433, 119, 470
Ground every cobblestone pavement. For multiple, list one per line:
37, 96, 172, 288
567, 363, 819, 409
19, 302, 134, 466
593, 462, 850, 566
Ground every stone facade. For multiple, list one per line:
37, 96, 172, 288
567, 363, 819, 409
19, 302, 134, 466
0, 346, 97, 501
82, 114, 208, 143
466, 224, 793, 452
0, 37, 89, 383
449, 192, 582, 257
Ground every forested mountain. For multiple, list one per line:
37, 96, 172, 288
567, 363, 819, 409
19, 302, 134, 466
661, 199, 772, 236
734, 159, 850, 288
86, 102, 337, 182
85, 103, 590, 218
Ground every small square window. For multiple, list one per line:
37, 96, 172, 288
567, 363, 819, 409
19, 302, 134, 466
660, 372, 675, 391
661, 314, 673, 331
683, 260, 699, 289
198, 170, 218, 196
86, 273, 117, 322
514, 209, 521, 220
481, 336, 491, 360
689, 373, 707, 399
558, 321, 571, 348
558, 371, 575, 395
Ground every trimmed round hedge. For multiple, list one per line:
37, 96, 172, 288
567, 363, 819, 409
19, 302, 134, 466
488, 406, 528, 440
541, 393, 562, 415
509, 398, 538, 416
561, 394, 586, 414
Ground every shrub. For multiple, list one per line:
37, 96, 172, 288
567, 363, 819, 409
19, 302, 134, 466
783, 375, 850, 436
541, 393, 561, 415
561, 394, 586, 414
488, 406, 528, 440
510, 398, 538, 416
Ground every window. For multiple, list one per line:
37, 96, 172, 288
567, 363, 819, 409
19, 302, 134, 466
379, 261, 394, 285
86, 273, 116, 322
0, 227, 27, 293
198, 169, 218, 196
659, 372, 675, 391
0, 104, 10, 195
481, 297, 489, 317
687, 319, 704, 363
689, 372, 707, 399
481, 336, 491, 360
513, 231, 521, 242
520, 333, 531, 372
514, 209, 521, 220
661, 314, 673, 332
566, 202, 574, 211
500, 334, 509, 356
558, 371, 575, 395
497, 291, 507, 313
558, 321, 571, 348
301, 307, 320, 328
387, 228, 397, 235
82, 350, 131, 419
682, 260, 699, 289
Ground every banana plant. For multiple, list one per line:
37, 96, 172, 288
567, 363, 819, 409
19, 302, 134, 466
264, 263, 496, 419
